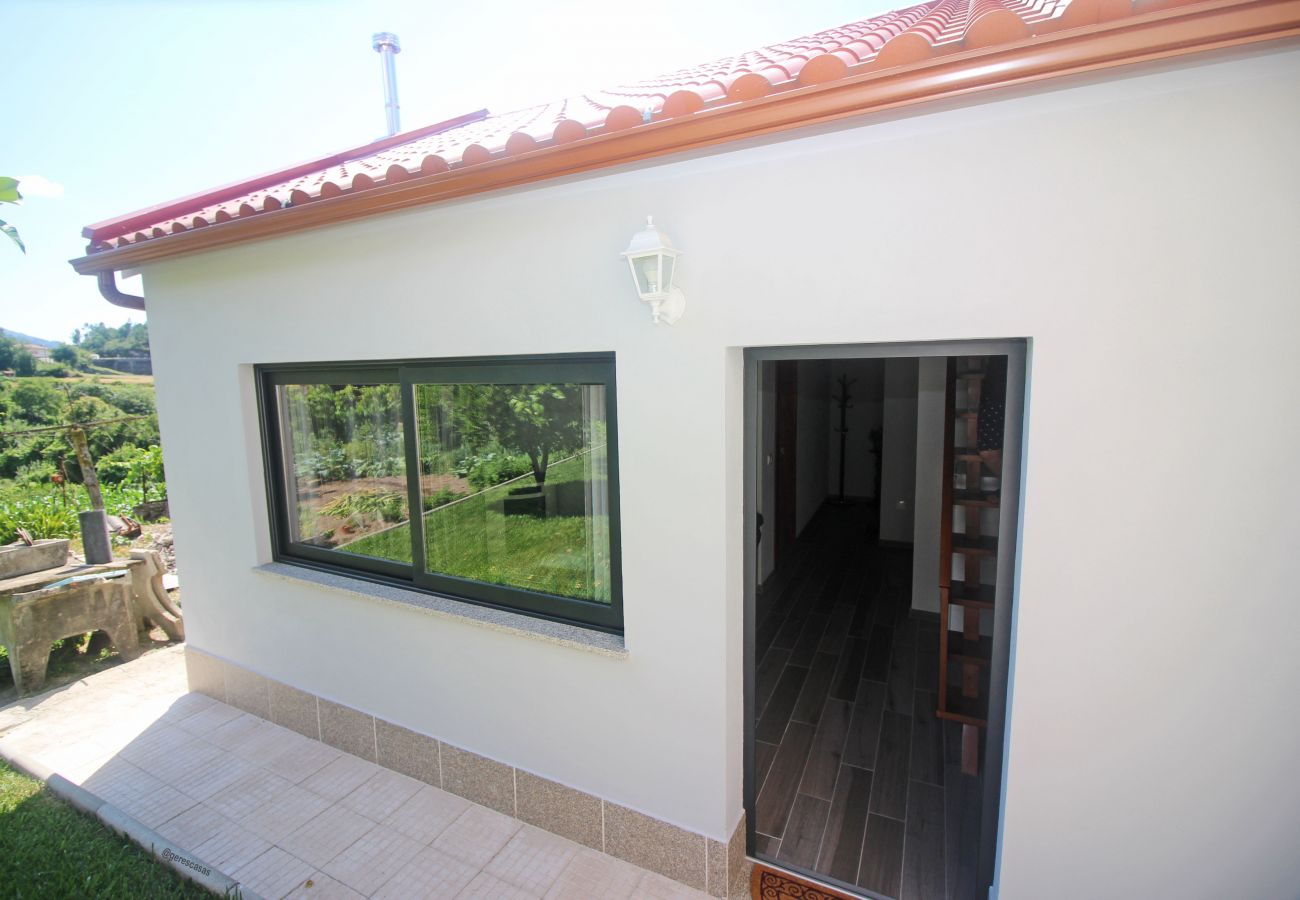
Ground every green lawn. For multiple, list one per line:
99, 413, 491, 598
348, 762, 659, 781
0, 760, 211, 899
345, 451, 611, 602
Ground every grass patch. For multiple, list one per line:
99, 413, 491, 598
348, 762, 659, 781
0, 760, 211, 898
345, 451, 611, 602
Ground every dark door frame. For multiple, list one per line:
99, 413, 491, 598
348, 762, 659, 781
742, 339, 1029, 898
774, 360, 799, 569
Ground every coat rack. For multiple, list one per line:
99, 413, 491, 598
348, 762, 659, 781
832, 374, 855, 504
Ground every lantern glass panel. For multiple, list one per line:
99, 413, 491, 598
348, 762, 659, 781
661, 255, 676, 292
633, 255, 662, 295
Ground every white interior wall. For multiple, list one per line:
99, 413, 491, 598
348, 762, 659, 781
794, 360, 831, 536
140, 46, 1300, 895
878, 358, 919, 543
912, 357, 946, 615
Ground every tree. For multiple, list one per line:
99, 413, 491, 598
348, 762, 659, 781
75, 321, 150, 358
0, 333, 36, 374
0, 177, 23, 253
51, 343, 91, 370
453, 384, 584, 486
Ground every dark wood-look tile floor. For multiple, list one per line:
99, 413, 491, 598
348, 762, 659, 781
753, 504, 984, 900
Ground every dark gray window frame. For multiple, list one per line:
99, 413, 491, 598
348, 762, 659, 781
256, 353, 624, 633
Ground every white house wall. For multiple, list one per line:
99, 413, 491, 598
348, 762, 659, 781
141, 44, 1300, 896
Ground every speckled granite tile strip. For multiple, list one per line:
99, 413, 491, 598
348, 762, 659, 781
603, 802, 706, 891
516, 769, 603, 851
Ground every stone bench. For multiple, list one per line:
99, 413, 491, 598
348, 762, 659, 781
0, 553, 183, 696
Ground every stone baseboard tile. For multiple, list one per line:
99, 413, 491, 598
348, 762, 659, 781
184, 646, 750, 894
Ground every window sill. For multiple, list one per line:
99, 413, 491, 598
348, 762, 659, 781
254, 562, 628, 658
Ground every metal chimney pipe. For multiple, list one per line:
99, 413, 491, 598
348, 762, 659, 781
372, 32, 401, 136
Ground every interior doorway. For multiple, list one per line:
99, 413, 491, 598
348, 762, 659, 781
744, 342, 1026, 900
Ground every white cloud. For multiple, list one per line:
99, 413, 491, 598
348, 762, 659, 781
15, 174, 65, 198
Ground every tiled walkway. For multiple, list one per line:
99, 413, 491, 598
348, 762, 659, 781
0, 646, 708, 899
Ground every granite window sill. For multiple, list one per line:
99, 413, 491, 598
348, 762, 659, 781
254, 562, 627, 657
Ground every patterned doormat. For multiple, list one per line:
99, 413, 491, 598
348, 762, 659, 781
751, 863, 862, 899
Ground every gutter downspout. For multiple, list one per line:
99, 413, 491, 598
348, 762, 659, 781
97, 270, 145, 311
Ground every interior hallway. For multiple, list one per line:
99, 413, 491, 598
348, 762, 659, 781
753, 504, 983, 900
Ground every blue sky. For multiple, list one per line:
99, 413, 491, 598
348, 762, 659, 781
3, 0, 893, 343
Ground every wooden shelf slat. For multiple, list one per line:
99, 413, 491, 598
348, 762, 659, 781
951, 534, 998, 556
953, 490, 999, 508
937, 685, 988, 727
946, 633, 993, 666
948, 582, 995, 609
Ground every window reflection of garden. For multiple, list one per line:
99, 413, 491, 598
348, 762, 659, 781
281, 381, 612, 604
281, 383, 407, 555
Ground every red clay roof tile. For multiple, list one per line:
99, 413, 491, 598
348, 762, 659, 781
81, 0, 1241, 252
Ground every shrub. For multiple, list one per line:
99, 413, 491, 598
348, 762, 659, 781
454, 449, 533, 489
320, 490, 407, 525
422, 487, 467, 511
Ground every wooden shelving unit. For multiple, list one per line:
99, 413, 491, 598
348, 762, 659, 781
937, 357, 1002, 776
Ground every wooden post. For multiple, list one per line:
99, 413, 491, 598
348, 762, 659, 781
67, 426, 105, 511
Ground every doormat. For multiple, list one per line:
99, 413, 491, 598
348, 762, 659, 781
751, 863, 860, 899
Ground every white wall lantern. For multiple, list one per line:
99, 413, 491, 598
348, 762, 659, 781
621, 216, 685, 325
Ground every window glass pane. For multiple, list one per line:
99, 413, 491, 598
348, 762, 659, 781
410, 382, 611, 604
275, 383, 409, 563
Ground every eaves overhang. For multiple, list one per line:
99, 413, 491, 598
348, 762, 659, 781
70, 0, 1300, 278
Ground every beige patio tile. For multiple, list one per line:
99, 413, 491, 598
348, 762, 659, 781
370, 845, 479, 900
230, 846, 316, 900
338, 766, 422, 823
82, 756, 163, 806
485, 824, 581, 893
544, 847, 644, 900
175, 701, 244, 736
205, 712, 266, 750
283, 872, 366, 900
383, 784, 470, 845
320, 822, 424, 895
301, 753, 383, 802
238, 783, 333, 843
156, 691, 217, 725
29, 738, 114, 780
279, 802, 376, 868
190, 813, 272, 871
166, 748, 254, 800
62, 753, 115, 785
143, 735, 226, 787
261, 729, 340, 784
432, 803, 522, 868
227, 719, 305, 764
112, 780, 196, 829
156, 802, 233, 848
205, 767, 293, 821
458, 870, 543, 899
116, 723, 192, 767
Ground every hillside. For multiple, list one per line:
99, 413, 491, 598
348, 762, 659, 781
1, 328, 58, 348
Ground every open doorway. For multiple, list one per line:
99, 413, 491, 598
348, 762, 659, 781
744, 342, 1025, 900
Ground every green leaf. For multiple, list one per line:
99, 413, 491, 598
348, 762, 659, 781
0, 177, 20, 204
0, 220, 25, 253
